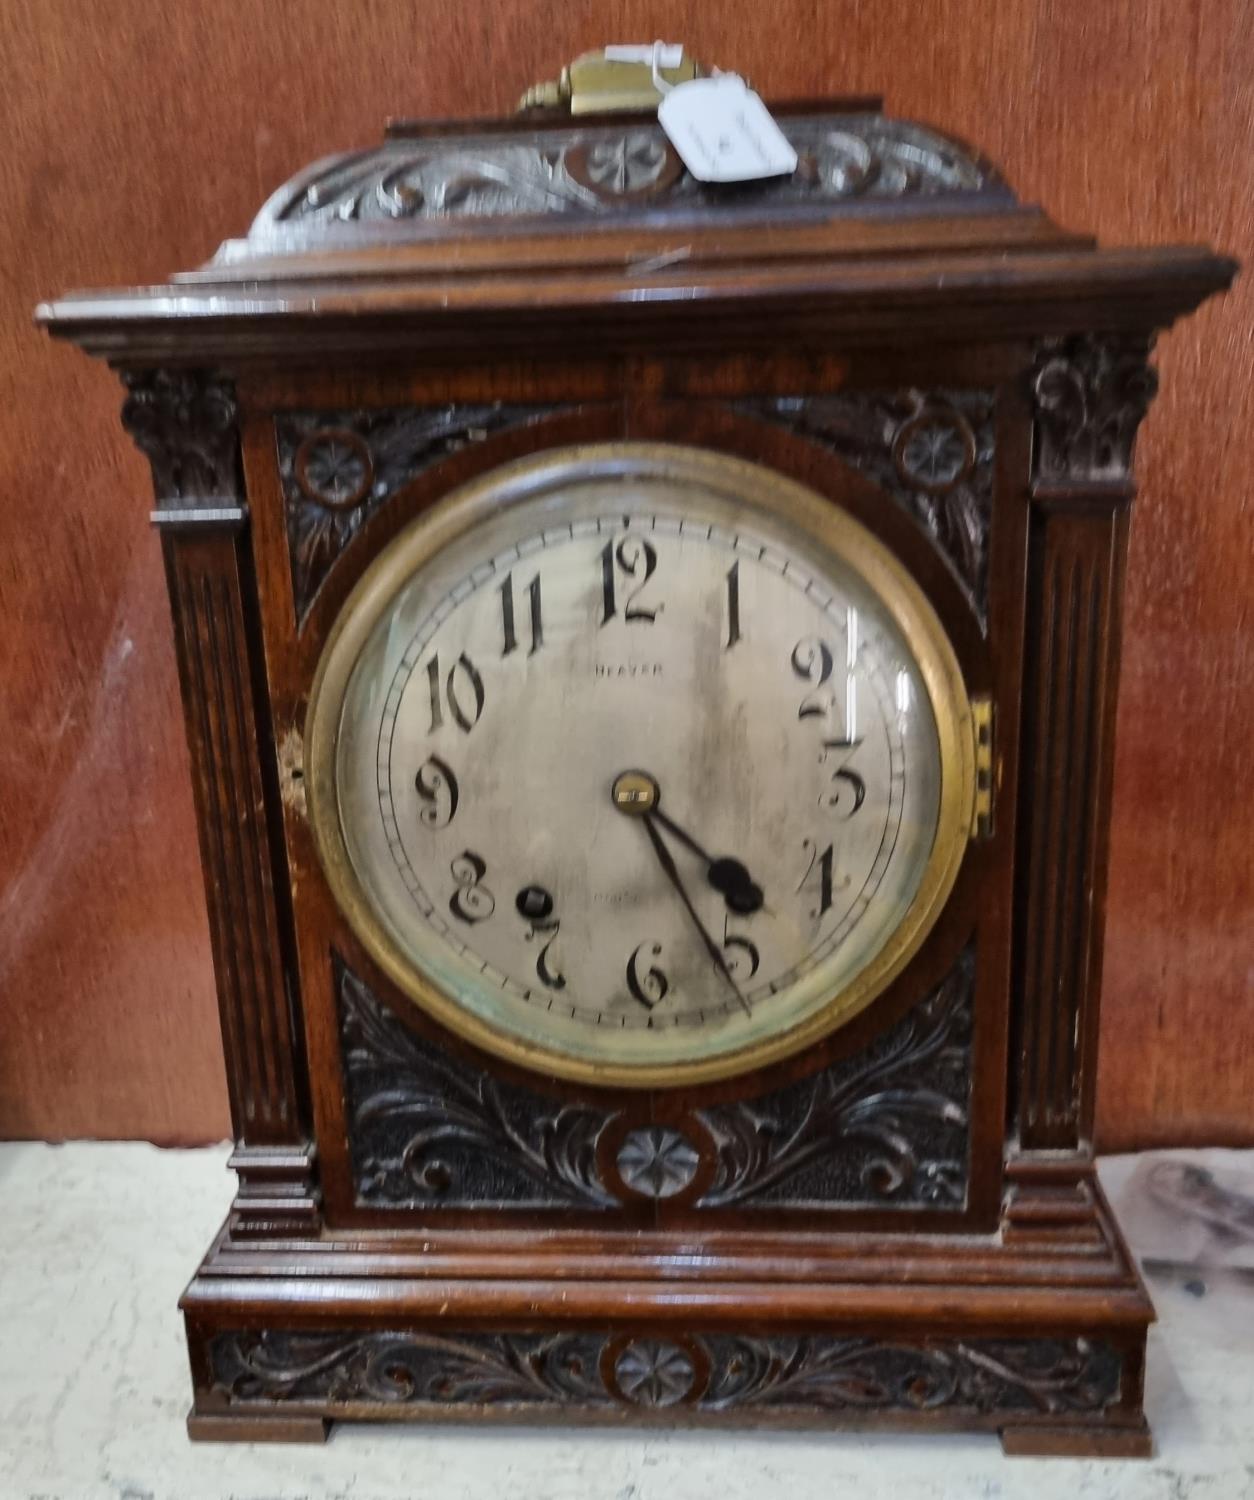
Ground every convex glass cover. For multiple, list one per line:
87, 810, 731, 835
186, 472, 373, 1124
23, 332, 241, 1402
307, 445, 975, 1085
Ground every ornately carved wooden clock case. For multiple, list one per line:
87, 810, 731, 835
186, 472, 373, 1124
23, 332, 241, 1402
39, 71, 1234, 1455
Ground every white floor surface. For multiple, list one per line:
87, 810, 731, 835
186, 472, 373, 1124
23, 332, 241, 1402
1, 1141, 1252, 1500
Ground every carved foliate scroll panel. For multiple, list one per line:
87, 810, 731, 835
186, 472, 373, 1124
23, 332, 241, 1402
697, 949, 973, 1209
336, 947, 974, 1213
737, 390, 994, 627
274, 403, 561, 621
276, 392, 993, 627
264, 115, 1004, 231
208, 1327, 1122, 1420
338, 957, 616, 1209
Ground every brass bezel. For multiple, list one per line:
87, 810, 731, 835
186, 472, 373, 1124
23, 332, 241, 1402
305, 443, 976, 1090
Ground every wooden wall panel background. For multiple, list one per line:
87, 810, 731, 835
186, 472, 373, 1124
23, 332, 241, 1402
0, 0, 1249, 1149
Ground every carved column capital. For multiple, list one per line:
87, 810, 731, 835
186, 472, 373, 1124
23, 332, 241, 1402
1030, 334, 1158, 493
121, 369, 243, 520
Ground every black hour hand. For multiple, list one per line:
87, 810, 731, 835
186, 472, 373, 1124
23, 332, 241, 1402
707, 857, 765, 915
651, 808, 765, 915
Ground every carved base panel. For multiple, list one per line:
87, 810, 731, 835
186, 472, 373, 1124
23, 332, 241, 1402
181, 1175, 1153, 1453
196, 1325, 1133, 1426
185, 1321, 1149, 1454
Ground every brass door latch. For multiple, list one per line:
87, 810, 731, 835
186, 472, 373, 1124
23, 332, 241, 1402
971, 696, 995, 840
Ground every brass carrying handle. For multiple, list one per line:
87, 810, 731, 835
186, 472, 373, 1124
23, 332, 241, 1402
518, 47, 702, 115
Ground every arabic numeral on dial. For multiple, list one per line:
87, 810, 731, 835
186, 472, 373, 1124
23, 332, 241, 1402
515, 884, 565, 991
534, 933, 564, 990
626, 941, 669, 1010
725, 559, 742, 649
791, 636, 834, 719
797, 838, 835, 920
425, 651, 485, 735
414, 755, 459, 829
722, 912, 760, 979
499, 571, 543, 657
449, 850, 494, 924
820, 738, 866, 818
601, 535, 660, 625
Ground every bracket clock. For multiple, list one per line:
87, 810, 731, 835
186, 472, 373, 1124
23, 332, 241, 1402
39, 52, 1235, 1456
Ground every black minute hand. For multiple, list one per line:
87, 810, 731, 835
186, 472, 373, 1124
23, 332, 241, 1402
641, 812, 752, 1017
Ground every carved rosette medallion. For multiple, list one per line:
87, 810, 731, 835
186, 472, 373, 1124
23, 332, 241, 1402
293, 428, 374, 510
1030, 334, 1158, 488
611, 1339, 697, 1407
335, 945, 974, 1213
565, 132, 684, 201
615, 1127, 701, 1199
208, 1328, 1123, 1420
737, 390, 994, 627
275, 402, 560, 621
121, 369, 240, 507
892, 404, 978, 495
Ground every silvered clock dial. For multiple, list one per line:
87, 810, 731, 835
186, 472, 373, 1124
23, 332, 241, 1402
307, 444, 975, 1086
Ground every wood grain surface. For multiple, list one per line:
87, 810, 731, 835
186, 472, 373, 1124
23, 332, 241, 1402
0, 0, 1249, 1148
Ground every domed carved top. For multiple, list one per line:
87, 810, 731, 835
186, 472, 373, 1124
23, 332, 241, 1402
239, 108, 1011, 247
38, 94, 1235, 366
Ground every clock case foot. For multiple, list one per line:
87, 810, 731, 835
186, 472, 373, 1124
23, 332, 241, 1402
181, 1166, 1154, 1453
999, 1420, 1153, 1459
187, 1410, 330, 1444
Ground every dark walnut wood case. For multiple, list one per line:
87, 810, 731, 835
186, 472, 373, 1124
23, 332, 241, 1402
38, 92, 1235, 1456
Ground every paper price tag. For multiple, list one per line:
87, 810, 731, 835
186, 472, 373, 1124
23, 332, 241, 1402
659, 75, 798, 184
603, 43, 685, 68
